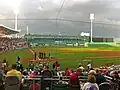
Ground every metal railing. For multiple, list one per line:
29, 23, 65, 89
22, 75, 114, 90
22, 76, 87, 90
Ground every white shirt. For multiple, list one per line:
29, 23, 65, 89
87, 64, 92, 69
82, 82, 99, 90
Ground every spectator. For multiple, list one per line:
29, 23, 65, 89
42, 66, 52, 77
55, 61, 60, 71
69, 68, 81, 86
95, 69, 106, 85
88, 70, 96, 75
82, 75, 99, 90
41, 66, 52, 90
0, 69, 4, 90
29, 70, 38, 78
17, 56, 20, 62
65, 68, 71, 76
87, 62, 92, 70
6, 64, 22, 80
78, 64, 84, 71
52, 62, 56, 69
38, 62, 43, 70
1, 59, 7, 70
29, 61, 34, 71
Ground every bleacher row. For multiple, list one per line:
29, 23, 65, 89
1, 72, 119, 90
0, 59, 120, 90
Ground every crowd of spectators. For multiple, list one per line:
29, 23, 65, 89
0, 38, 28, 53
0, 58, 120, 90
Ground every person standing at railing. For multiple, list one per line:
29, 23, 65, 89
69, 68, 82, 88
55, 61, 60, 71
65, 68, 71, 76
41, 66, 52, 90
29, 61, 34, 71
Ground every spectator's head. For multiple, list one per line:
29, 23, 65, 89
30, 61, 33, 63
87, 75, 96, 83
76, 68, 82, 76
71, 69, 74, 73
113, 71, 119, 79
3, 59, 6, 63
88, 70, 96, 75
96, 69, 101, 75
23, 70, 28, 76
66, 68, 69, 70
34, 70, 38, 75
11, 64, 17, 69
56, 60, 59, 64
88, 62, 91, 64
78, 63, 82, 67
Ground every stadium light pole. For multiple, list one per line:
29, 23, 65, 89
90, 13, 95, 43
26, 26, 29, 35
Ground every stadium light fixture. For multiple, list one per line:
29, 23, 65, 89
1, 0, 22, 33
90, 13, 95, 43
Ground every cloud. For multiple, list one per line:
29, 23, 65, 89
0, 0, 120, 37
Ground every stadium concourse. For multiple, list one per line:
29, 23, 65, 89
0, 25, 120, 90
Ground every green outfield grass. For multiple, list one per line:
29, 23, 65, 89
0, 47, 120, 70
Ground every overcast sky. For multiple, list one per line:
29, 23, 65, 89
0, 0, 120, 37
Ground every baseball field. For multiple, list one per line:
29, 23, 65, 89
0, 47, 120, 70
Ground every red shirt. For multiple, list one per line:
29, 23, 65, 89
65, 69, 71, 76
69, 73, 80, 85
29, 73, 37, 78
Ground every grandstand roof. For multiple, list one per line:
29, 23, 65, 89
0, 24, 21, 35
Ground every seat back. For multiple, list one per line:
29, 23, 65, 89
29, 83, 40, 90
99, 82, 111, 90
53, 83, 68, 90
110, 82, 119, 90
41, 70, 52, 90
69, 84, 80, 90
5, 76, 20, 90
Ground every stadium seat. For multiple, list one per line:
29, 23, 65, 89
22, 79, 33, 90
53, 83, 69, 90
29, 83, 40, 90
69, 84, 80, 90
99, 82, 111, 90
0, 79, 4, 90
5, 76, 20, 90
41, 69, 52, 90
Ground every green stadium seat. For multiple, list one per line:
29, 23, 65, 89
53, 83, 69, 90
69, 84, 80, 90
